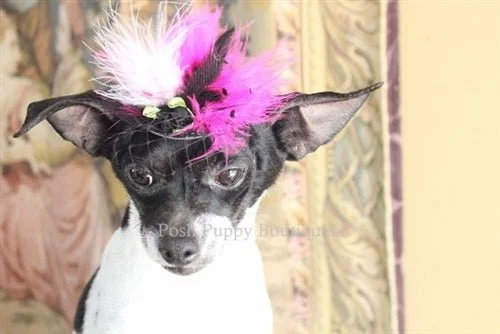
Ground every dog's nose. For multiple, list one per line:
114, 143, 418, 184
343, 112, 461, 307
159, 236, 199, 266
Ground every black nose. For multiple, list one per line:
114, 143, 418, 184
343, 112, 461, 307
159, 236, 199, 266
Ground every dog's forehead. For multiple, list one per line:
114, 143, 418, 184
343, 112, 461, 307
112, 125, 255, 175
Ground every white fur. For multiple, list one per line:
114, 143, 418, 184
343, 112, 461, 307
90, 3, 190, 106
80, 202, 272, 334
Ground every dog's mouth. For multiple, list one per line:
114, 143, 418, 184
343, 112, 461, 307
163, 265, 205, 276
162, 257, 213, 276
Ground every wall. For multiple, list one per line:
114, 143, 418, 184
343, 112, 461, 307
400, 1, 500, 333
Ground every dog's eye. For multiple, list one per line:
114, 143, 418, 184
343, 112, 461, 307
214, 168, 246, 189
129, 167, 154, 186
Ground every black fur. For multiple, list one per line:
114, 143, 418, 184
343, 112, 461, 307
121, 204, 130, 228
74, 268, 99, 333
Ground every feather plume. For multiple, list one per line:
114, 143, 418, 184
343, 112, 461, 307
89, 3, 294, 157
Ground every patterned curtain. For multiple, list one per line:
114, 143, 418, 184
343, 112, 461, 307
0, 1, 403, 333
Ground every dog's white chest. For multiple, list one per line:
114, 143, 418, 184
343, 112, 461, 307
81, 226, 272, 334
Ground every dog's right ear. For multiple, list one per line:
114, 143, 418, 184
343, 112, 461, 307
14, 90, 118, 156
273, 83, 382, 160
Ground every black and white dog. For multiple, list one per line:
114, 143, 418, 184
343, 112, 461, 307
15, 83, 381, 333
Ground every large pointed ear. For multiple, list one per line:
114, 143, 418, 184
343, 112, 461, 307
273, 82, 383, 160
14, 90, 119, 156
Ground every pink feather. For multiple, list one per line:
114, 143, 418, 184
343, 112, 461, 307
177, 6, 223, 77
184, 28, 294, 157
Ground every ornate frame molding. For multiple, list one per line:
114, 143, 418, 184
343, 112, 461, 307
385, 1, 404, 333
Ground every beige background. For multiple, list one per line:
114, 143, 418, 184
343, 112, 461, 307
400, 1, 500, 333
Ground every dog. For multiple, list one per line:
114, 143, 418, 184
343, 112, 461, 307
14, 83, 381, 334
14, 5, 382, 334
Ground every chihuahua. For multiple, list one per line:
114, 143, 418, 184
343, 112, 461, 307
14, 83, 380, 334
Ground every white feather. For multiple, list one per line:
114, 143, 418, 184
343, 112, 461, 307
89, 3, 191, 106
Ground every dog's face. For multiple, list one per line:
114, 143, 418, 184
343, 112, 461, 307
15, 83, 380, 275
110, 123, 286, 275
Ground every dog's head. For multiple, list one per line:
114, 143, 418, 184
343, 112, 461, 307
14, 83, 380, 275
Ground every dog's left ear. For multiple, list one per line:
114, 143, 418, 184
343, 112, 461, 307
273, 82, 383, 160
14, 90, 118, 156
